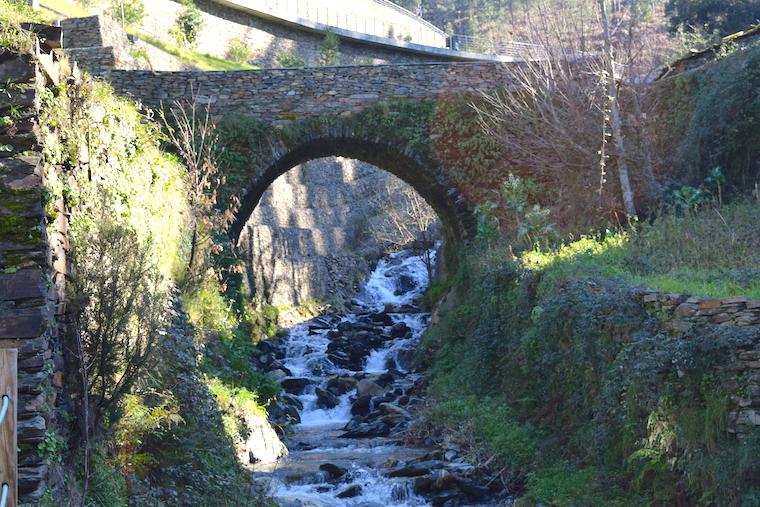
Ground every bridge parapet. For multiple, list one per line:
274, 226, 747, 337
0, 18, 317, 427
105, 61, 515, 123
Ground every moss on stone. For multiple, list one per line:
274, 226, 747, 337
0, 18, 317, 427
0, 187, 43, 244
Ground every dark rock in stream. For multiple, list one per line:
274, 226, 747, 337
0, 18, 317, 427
315, 387, 339, 409
351, 395, 372, 416
456, 479, 493, 502
280, 377, 312, 394
336, 321, 354, 333
395, 274, 417, 295
340, 421, 390, 438
336, 484, 362, 498
369, 312, 394, 326
319, 463, 348, 481
326, 375, 357, 394
396, 347, 417, 370
390, 321, 411, 338
356, 379, 384, 397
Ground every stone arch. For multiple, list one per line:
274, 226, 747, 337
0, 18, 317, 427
228, 118, 476, 257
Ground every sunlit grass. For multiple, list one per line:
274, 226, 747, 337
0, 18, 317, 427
129, 29, 258, 71
518, 200, 760, 300
38, 0, 92, 19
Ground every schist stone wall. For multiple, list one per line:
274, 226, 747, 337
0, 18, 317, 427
637, 289, 760, 435
239, 157, 403, 308
0, 54, 67, 503
103, 62, 514, 123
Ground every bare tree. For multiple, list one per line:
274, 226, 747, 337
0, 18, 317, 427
598, 0, 637, 217
160, 94, 228, 281
370, 179, 440, 282
474, 0, 670, 226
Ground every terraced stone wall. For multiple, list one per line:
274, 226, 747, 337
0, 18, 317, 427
637, 289, 760, 435
0, 53, 67, 504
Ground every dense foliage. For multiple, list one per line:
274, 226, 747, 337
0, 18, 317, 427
29, 56, 273, 505
665, 0, 760, 36
654, 40, 760, 193
420, 200, 760, 505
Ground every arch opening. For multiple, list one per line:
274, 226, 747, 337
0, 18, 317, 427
229, 136, 472, 249
233, 145, 457, 310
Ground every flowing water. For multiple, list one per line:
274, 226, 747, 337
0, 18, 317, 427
253, 248, 503, 507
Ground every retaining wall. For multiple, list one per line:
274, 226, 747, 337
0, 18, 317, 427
637, 289, 760, 434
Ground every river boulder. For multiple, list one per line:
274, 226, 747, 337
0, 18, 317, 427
280, 377, 312, 394
316, 387, 340, 409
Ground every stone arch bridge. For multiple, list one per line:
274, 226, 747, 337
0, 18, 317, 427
104, 61, 516, 250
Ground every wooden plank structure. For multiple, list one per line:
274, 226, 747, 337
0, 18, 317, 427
0, 350, 17, 507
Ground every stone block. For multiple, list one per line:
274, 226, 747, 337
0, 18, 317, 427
0, 55, 35, 83
712, 313, 731, 324
674, 302, 697, 318
0, 306, 47, 339
17, 415, 47, 441
722, 296, 749, 305
0, 268, 45, 301
698, 299, 722, 310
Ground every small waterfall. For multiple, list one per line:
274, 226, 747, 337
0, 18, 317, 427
253, 247, 501, 506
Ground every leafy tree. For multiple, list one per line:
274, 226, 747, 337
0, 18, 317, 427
173, 1, 205, 49
666, 0, 760, 36
319, 29, 340, 65
225, 36, 252, 64
71, 218, 166, 432
108, 0, 145, 27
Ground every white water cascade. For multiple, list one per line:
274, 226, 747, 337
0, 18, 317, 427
253, 248, 501, 507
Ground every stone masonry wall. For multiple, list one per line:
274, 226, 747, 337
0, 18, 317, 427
636, 289, 760, 435
103, 61, 513, 124
140, 0, 451, 68
240, 157, 411, 308
61, 15, 154, 74
0, 54, 67, 503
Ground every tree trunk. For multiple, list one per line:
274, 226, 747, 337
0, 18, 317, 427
73, 318, 90, 505
598, 0, 637, 218
187, 221, 198, 275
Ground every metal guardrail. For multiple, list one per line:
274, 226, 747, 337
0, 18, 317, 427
0, 482, 8, 507
447, 33, 545, 58
243, 0, 546, 57
236, 0, 447, 47
0, 350, 16, 507
0, 397, 8, 426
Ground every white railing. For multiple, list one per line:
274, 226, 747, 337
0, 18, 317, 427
232, 0, 448, 47
448, 33, 546, 58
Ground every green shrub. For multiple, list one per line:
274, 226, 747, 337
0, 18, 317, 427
86, 447, 128, 507
172, 1, 205, 48
276, 49, 305, 67
318, 29, 340, 65
421, 200, 760, 505
108, 0, 145, 26
225, 37, 252, 64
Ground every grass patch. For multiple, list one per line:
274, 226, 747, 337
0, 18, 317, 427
38, 0, 91, 19
521, 200, 760, 299
129, 29, 258, 71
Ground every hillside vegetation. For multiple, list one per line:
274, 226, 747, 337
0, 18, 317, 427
419, 197, 760, 505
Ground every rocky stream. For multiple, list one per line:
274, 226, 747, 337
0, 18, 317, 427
252, 249, 506, 506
